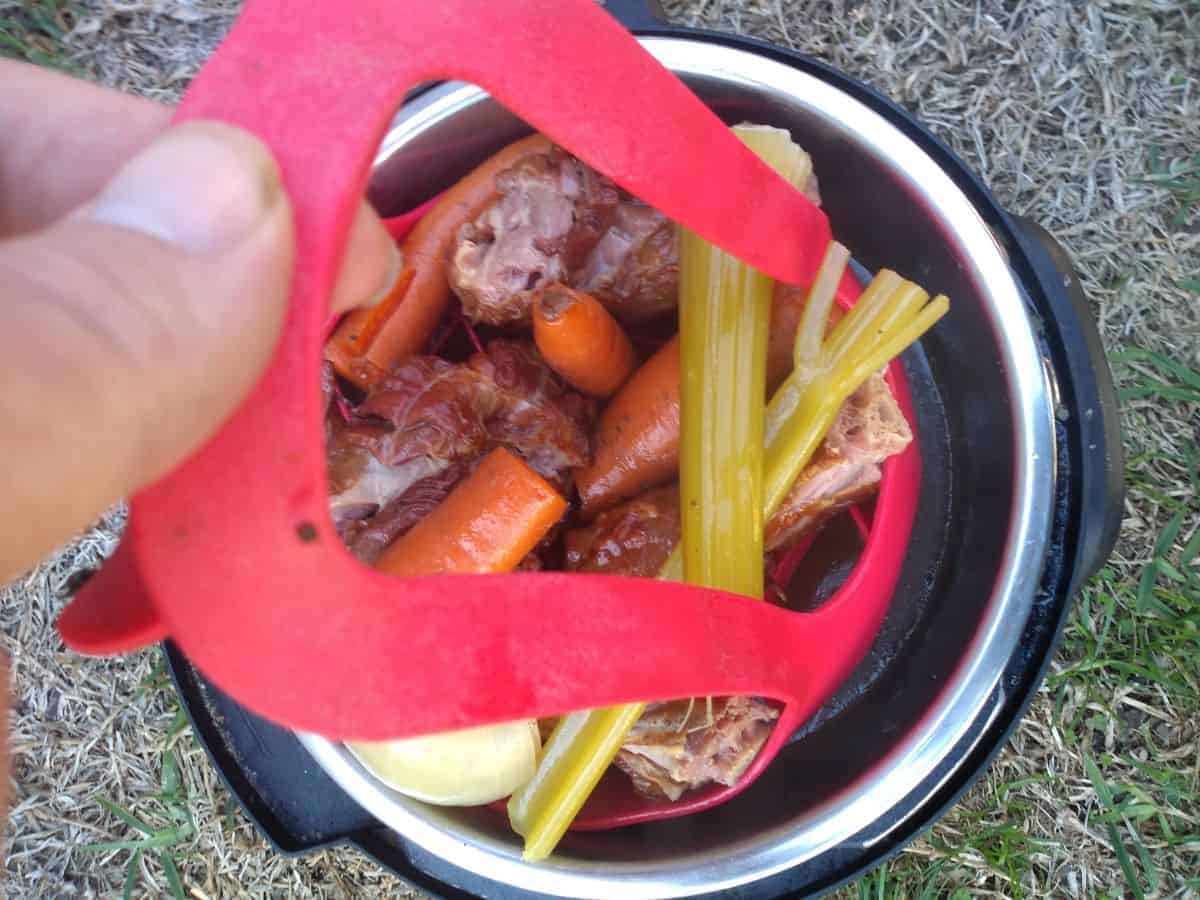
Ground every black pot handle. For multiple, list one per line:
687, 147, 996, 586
601, 0, 667, 30
1004, 215, 1125, 584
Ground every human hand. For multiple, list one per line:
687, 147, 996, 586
0, 59, 397, 583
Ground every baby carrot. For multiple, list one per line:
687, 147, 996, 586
573, 334, 680, 517
327, 134, 553, 387
532, 284, 635, 397
374, 448, 566, 576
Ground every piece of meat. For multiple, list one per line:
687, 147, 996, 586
564, 374, 911, 576
327, 387, 450, 528
332, 502, 377, 546
615, 697, 780, 801
449, 148, 620, 326
465, 340, 594, 487
449, 146, 823, 328
347, 340, 593, 491
568, 146, 819, 325
345, 463, 467, 564
327, 417, 394, 491
327, 340, 592, 560
765, 373, 911, 551
573, 202, 679, 324
564, 484, 679, 578
575, 152, 821, 326
321, 359, 338, 424
355, 356, 493, 466
328, 454, 449, 534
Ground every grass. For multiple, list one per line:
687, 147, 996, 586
854, 861, 972, 900
0, 0, 80, 72
1139, 148, 1200, 226
82, 661, 197, 900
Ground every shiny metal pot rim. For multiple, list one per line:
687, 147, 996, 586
300, 36, 1055, 900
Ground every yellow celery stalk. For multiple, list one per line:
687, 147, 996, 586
762, 270, 947, 519
676, 213, 769, 594
506, 704, 645, 856
666, 259, 947, 579
677, 122, 810, 596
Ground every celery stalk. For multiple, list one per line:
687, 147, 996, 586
816, 270, 903, 369
762, 382, 845, 519
766, 243, 857, 446
507, 704, 645, 860
678, 123, 811, 597
676, 230, 770, 595
793, 242, 850, 375
765, 275, 947, 519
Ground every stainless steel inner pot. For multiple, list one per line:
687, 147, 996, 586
299, 37, 1055, 899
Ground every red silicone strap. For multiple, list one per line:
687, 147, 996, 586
59, 0, 914, 759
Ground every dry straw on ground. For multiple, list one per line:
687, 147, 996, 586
1, 0, 1197, 897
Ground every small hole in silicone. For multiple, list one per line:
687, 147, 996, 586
295, 522, 319, 543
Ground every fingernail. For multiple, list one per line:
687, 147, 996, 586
86, 121, 282, 255
330, 201, 401, 315
363, 243, 403, 309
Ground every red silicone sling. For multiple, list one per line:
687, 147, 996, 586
58, 0, 921, 827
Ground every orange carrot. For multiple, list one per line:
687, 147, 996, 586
532, 284, 635, 397
374, 448, 566, 576
573, 335, 680, 517
327, 134, 553, 388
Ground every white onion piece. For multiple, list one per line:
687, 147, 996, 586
348, 719, 541, 806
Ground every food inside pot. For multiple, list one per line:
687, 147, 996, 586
323, 124, 948, 860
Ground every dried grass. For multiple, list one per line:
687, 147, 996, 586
2, 0, 1197, 897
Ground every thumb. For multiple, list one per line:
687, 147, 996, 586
1, 122, 294, 579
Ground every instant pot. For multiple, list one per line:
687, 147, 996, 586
166, 2, 1123, 896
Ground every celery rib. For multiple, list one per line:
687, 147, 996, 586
507, 704, 645, 860
677, 223, 770, 597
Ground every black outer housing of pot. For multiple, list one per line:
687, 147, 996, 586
165, 5, 1124, 897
